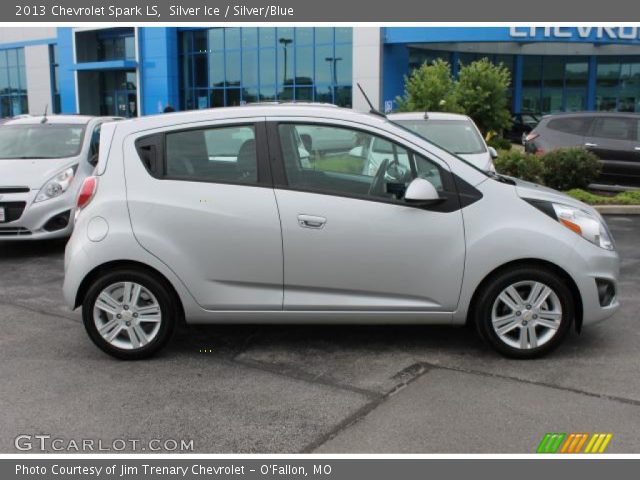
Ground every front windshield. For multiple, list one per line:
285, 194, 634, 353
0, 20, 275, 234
0, 124, 86, 159
394, 119, 486, 155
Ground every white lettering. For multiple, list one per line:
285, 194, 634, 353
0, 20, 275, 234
553, 27, 572, 38
509, 27, 527, 38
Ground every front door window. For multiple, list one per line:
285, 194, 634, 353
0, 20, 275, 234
277, 123, 444, 203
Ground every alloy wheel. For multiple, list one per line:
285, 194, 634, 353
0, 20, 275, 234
491, 280, 563, 350
93, 281, 162, 350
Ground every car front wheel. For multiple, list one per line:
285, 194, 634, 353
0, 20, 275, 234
474, 267, 574, 359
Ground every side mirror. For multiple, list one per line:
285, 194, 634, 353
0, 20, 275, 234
404, 178, 443, 205
488, 146, 498, 159
348, 145, 365, 158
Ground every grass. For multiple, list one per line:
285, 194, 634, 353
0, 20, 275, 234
310, 155, 365, 174
565, 188, 640, 205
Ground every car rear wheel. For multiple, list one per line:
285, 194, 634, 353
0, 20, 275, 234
474, 266, 574, 358
82, 268, 177, 360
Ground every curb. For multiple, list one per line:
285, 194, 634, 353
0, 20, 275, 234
594, 205, 640, 215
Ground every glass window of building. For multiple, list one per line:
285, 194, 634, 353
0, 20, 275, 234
596, 57, 640, 112
522, 55, 588, 114
76, 28, 135, 63
408, 48, 450, 71
179, 27, 353, 110
0, 47, 28, 118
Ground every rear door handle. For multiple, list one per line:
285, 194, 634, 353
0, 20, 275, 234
585, 142, 598, 148
297, 214, 326, 229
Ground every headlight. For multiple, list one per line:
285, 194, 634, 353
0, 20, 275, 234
552, 203, 614, 251
34, 166, 77, 203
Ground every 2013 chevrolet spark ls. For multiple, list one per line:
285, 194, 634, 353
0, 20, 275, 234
62, 104, 620, 360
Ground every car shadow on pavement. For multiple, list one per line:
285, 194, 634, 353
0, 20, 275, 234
0, 239, 67, 259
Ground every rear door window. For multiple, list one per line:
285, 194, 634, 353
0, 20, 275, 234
165, 125, 258, 184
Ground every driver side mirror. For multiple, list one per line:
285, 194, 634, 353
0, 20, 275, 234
488, 146, 498, 159
404, 178, 443, 206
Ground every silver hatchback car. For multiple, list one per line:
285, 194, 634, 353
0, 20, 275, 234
0, 115, 119, 239
63, 104, 620, 360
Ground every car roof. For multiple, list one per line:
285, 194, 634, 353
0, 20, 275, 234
114, 103, 395, 133
3, 114, 103, 126
387, 112, 471, 121
541, 111, 640, 120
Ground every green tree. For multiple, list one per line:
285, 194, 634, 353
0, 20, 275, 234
395, 59, 459, 112
454, 58, 512, 136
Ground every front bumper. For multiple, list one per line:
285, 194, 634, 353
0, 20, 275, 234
570, 242, 620, 327
0, 189, 75, 240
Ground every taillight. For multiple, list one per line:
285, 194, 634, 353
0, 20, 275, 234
525, 132, 539, 142
77, 176, 97, 209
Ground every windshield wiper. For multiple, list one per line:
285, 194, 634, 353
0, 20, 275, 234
486, 170, 516, 185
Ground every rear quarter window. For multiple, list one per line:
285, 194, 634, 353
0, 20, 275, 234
591, 117, 635, 141
546, 117, 592, 135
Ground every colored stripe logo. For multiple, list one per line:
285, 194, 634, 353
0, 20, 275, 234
537, 433, 612, 453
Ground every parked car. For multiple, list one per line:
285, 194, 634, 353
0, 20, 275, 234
506, 112, 540, 145
63, 104, 619, 360
387, 112, 497, 172
524, 112, 640, 187
0, 115, 120, 239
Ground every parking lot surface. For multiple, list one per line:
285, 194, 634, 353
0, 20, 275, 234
1, 215, 639, 453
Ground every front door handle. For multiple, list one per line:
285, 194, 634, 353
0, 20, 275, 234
297, 214, 326, 229
635, 146, 640, 151
585, 142, 598, 148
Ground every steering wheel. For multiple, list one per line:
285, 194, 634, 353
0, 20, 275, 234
368, 158, 398, 196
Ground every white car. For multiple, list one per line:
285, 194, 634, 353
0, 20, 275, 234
387, 112, 497, 172
0, 115, 119, 239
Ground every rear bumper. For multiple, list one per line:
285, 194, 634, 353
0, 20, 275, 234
0, 189, 75, 240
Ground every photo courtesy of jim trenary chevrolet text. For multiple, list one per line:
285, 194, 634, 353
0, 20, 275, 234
0, 0, 640, 478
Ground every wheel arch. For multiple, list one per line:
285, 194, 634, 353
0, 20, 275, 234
466, 258, 584, 333
74, 260, 185, 324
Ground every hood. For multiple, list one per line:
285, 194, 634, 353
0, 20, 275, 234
0, 157, 78, 189
458, 152, 493, 171
510, 176, 596, 213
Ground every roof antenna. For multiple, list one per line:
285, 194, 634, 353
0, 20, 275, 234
356, 83, 385, 118
40, 104, 48, 124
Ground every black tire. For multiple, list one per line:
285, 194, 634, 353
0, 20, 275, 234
474, 266, 574, 359
82, 268, 177, 360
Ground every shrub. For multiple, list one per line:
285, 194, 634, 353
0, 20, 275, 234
454, 58, 512, 136
541, 148, 601, 191
395, 59, 460, 113
494, 150, 544, 183
487, 136, 512, 151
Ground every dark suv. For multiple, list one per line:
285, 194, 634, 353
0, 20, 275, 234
524, 112, 640, 187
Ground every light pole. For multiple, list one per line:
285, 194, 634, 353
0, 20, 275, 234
325, 57, 342, 101
279, 37, 293, 85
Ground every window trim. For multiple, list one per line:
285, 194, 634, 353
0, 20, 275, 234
134, 121, 273, 188
265, 120, 463, 213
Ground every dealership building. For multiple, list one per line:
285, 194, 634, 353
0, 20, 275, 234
1, 26, 640, 119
